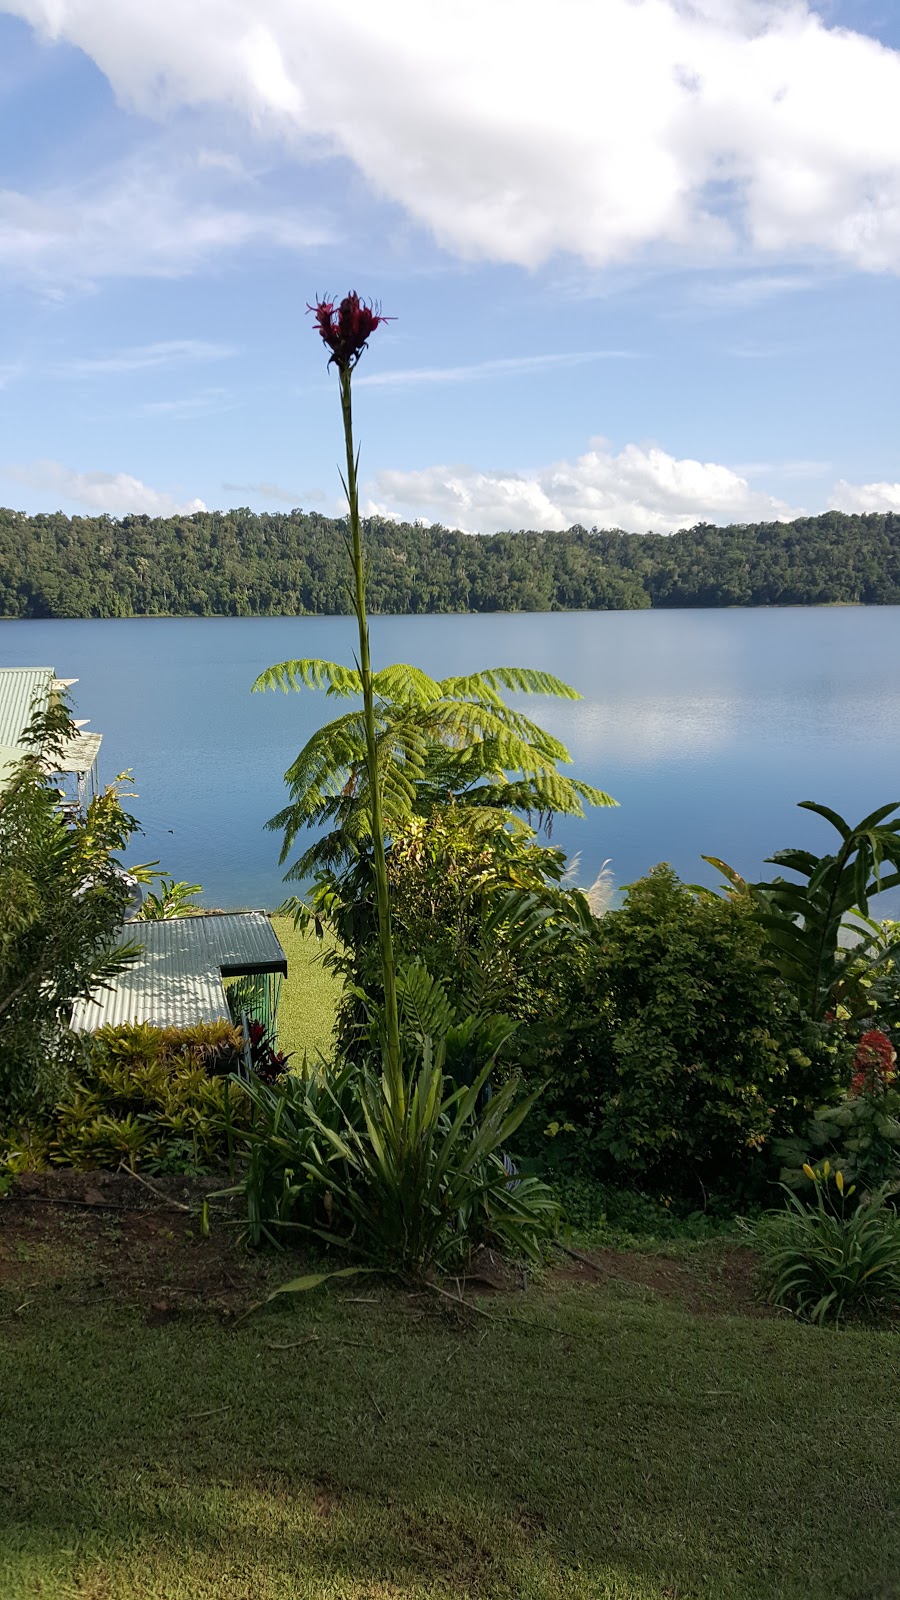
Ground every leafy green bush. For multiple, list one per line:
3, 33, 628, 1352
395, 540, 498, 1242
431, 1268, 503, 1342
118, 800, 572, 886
754, 1166, 900, 1324
774, 1030, 900, 1199
529, 866, 842, 1198
302, 804, 596, 1067
1, 1022, 249, 1176
0, 698, 141, 1116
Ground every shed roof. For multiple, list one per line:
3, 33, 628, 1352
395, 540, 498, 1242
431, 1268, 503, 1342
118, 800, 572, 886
0, 666, 54, 750
70, 912, 288, 1032
0, 667, 102, 786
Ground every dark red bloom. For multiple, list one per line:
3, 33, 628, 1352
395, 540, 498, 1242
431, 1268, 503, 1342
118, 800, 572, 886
850, 1029, 896, 1097
308, 292, 393, 371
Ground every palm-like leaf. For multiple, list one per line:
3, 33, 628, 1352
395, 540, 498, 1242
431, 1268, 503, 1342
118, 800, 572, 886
257, 657, 617, 880
712, 801, 900, 1019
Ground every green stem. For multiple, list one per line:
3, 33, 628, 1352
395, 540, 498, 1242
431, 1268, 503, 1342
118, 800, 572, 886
339, 365, 402, 1090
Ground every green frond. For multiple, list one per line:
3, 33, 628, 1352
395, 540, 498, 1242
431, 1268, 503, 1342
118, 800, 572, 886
371, 663, 442, 706
440, 667, 582, 702
253, 659, 362, 696
396, 961, 455, 1041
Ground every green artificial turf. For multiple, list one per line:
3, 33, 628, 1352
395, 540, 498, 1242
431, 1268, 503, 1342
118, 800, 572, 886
271, 915, 342, 1064
3, 1272, 900, 1599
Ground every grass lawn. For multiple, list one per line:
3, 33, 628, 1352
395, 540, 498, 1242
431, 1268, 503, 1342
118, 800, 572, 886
3, 1194, 900, 1600
271, 915, 343, 1063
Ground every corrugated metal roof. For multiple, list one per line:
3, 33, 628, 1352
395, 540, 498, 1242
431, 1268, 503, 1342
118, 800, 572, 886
186, 911, 289, 976
0, 667, 54, 750
71, 947, 228, 1032
70, 913, 287, 1031
0, 667, 102, 788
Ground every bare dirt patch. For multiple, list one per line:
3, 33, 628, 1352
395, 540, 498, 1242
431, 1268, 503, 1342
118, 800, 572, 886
552, 1241, 771, 1317
0, 1167, 270, 1318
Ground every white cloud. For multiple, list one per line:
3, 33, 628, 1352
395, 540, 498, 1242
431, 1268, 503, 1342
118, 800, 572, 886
0, 154, 331, 285
687, 273, 822, 310
141, 388, 234, 418
58, 340, 234, 376
7, 0, 900, 271
831, 479, 900, 513
3, 459, 206, 515
366, 440, 805, 536
354, 350, 639, 389
221, 479, 308, 503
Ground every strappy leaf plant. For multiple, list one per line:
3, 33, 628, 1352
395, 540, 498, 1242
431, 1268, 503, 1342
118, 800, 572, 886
230, 966, 559, 1271
754, 1164, 900, 1325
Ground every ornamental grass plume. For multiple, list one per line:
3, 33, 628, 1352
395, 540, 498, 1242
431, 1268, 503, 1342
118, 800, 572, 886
850, 1029, 896, 1097
308, 292, 402, 1087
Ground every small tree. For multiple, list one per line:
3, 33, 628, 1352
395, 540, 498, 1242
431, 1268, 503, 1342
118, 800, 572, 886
0, 698, 140, 1115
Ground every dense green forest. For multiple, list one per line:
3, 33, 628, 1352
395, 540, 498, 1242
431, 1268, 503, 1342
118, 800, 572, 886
3, 505, 900, 617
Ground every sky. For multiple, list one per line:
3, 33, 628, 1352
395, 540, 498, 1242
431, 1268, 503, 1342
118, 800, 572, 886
1, 0, 900, 537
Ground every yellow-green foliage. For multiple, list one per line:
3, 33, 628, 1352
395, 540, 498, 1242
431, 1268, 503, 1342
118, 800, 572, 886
24, 1022, 249, 1175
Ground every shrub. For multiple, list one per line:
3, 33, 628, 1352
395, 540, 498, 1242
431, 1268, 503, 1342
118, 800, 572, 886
0, 699, 140, 1116
529, 866, 842, 1198
0, 1022, 250, 1176
774, 1029, 900, 1199
754, 1165, 900, 1323
307, 804, 594, 1065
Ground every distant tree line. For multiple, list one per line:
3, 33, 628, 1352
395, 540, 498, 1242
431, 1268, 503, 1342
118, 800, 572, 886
4, 505, 900, 618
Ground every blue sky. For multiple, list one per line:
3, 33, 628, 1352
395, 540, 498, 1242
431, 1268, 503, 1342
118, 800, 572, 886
1, 0, 900, 536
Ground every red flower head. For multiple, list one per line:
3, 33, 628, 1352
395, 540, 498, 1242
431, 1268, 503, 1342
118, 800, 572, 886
850, 1029, 896, 1097
308, 292, 393, 371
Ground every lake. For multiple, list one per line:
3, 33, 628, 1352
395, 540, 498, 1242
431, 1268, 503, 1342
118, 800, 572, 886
2, 608, 899, 914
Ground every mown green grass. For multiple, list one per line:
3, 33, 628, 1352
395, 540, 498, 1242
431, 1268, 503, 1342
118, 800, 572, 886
3, 1275, 900, 1599
271, 915, 342, 1064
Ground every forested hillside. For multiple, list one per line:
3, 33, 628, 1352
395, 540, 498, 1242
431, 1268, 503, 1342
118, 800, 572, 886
3, 505, 900, 617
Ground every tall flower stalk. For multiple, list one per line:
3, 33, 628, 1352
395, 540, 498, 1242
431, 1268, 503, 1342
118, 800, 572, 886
310, 294, 401, 1087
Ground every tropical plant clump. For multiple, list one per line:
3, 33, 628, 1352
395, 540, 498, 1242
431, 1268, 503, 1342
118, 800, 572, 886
706, 801, 900, 1021
0, 1022, 251, 1178
230, 969, 559, 1270
245, 293, 563, 1276
0, 698, 141, 1116
754, 1163, 900, 1324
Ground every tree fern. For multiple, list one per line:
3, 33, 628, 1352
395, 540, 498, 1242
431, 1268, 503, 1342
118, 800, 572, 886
257, 658, 617, 881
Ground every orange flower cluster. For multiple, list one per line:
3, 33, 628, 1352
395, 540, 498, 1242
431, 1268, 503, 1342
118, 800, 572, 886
850, 1029, 896, 1097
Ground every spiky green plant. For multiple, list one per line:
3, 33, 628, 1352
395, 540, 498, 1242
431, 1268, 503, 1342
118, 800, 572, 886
231, 964, 559, 1272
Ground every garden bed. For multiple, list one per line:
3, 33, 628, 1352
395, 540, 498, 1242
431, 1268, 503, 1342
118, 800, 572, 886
1, 1169, 763, 1323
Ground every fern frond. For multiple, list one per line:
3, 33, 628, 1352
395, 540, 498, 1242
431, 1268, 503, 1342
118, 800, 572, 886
440, 667, 582, 702
253, 659, 363, 696
371, 663, 441, 706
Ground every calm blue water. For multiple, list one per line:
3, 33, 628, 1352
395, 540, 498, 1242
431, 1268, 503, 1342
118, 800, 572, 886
2, 609, 899, 914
